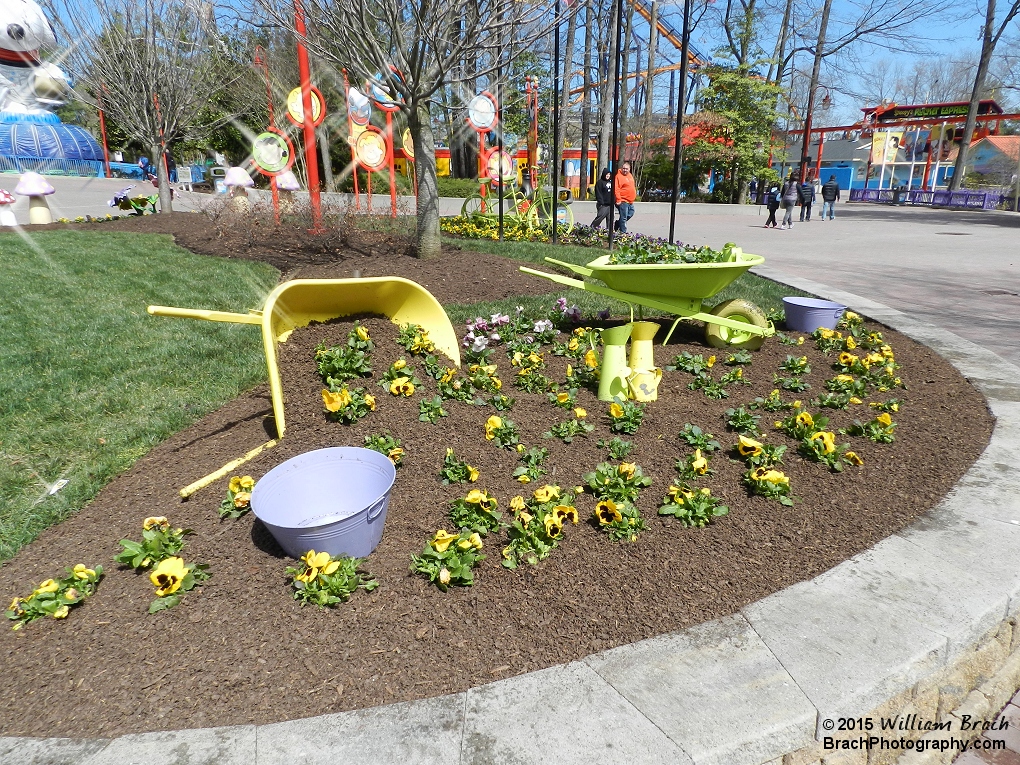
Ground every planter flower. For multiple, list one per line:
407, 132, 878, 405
583, 461, 652, 503
745, 467, 794, 506
411, 530, 485, 590
502, 487, 577, 568
484, 415, 519, 448
322, 386, 375, 423
593, 498, 646, 542
448, 489, 502, 534
287, 550, 378, 607
513, 446, 549, 483
440, 448, 478, 484
6, 564, 103, 629
220, 475, 255, 519
148, 555, 210, 613
364, 433, 404, 466
115, 517, 190, 569
659, 487, 729, 528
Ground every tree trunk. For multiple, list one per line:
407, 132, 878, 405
408, 102, 441, 259
154, 145, 173, 213
950, 0, 997, 191
767, 0, 794, 86
799, 0, 832, 182
597, 0, 619, 175
578, 0, 594, 197
318, 126, 335, 192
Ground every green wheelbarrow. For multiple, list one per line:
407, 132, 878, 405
519, 249, 774, 349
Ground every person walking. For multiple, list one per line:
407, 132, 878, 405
764, 185, 781, 228
799, 175, 816, 221
780, 174, 799, 229
821, 174, 841, 220
590, 168, 614, 230
812, 175, 822, 204
614, 162, 636, 233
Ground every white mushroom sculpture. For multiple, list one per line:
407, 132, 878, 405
223, 166, 255, 213
15, 172, 55, 224
275, 170, 300, 212
0, 188, 16, 226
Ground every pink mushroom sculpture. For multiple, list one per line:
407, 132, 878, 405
224, 167, 254, 195
15, 172, 55, 224
0, 188, 16, 226
275, 170, 299, 192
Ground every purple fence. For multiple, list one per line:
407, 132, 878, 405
849, 188, 1013, 210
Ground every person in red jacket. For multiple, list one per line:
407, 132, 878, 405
614, 162, 636, 233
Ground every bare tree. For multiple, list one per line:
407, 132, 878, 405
258, 0, 562, 258
949, 0, 1020, 190
49, 0, 241, 212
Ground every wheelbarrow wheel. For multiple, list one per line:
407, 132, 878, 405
705, 299, 769, 350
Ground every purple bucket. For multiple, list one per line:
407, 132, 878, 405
251, 447, 396, 559
782, 297, 847, 333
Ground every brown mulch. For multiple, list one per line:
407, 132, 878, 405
0, 214, 993, 738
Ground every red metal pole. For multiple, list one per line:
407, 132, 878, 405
294, 0, 323, 230
97, 94, 112, 178
254, 45, 280, 224
342, 70, 360, 210
386, 111, 397, 218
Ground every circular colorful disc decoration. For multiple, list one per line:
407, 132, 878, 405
467, 92, 498, 132
286, 86, 325, 127
402, 128, 414, 160
366, 69, 405, 112
355, 129, 388, 172
485, 148, 514, 182
251, 130, 294, 176
348, 86, 371, 127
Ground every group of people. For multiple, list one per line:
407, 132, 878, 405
764, 173, 841, 229
591, 162, 636, 233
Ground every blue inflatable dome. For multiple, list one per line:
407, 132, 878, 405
0, 111, 105, 171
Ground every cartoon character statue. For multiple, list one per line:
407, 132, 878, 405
0, 0, 68, 117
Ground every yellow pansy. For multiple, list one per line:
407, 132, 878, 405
142, 516, 169, 531
706, 355, 716, 368
518, 474, 532, 483
295, 568, 317, 584
8, 596, 20, 611
322, 560, 341, 576
595, 499, 622, 525
468, 533, 484, 550
467, 465, 479, 482
388, 447, 404, 464
544, 514, 563, 537
301, 550, 331, 570
838, 352, 858, 367
565, 364, 574, 378
849, 397, 863, 405
795, 411, 814, 427
393, 358, 407, 370
72, 564, 95, 580
364, 393, 377, 411
53, 605, 69, 619
691, 449, 709, 475
876, 413, 893, 427
737, 435, 763, 457
796, 336, 805, 345
835, 374, 855, 383
36, 579, 59, 594
533, 485, 560, 503
845, 336, 857, 350
810, 431, 836, 454
819, 328, 835, 339
557, 392, 571, 404
609, 402, 624, 418
570, 407, 586, 420
440, 368, 456, 383
389, 377, 415, 396
762, 470, 789, 485
528, 352, 542, 365
62, 587, 80, 603
150, 557, 187, 597
845, 451, 864, 466
457, 538, 473, 550
554, 505, 579, 524
844, 311, 860, 322
233, 491, 251, 508
431, 530, 458, 553
484, 415, 503, 439
518, 511, 533, 526
792, 400, 802, 409
356, 326, 370, 342
322, 388, 352, 412
584, 349, 599, 368
568, 338, 579, 351
510, 496, 526, 513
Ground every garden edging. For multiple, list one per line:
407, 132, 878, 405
3, 275, 1019, 765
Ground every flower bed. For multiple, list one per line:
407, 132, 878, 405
0, 290, 993, 737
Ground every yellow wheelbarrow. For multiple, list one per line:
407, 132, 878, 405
148, 277, 460, 495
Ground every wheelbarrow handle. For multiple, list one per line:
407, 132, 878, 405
544, 257, 593, 277
147, 305, 263, 325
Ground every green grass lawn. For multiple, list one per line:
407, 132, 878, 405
0, 227, 809, 564
0, 231, 278, 562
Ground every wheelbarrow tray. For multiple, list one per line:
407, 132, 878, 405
149, 277, 459, 438
583, 252, 765, 299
